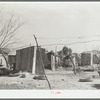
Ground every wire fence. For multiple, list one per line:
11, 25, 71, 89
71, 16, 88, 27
11, 35, 100, 51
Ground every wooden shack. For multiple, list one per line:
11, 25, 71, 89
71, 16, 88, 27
15, 46, 51, 75
81, 53, 91, 66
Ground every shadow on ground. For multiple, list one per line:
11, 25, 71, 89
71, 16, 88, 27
92, 84, 100, 89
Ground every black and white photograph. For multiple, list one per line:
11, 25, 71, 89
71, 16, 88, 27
0, 2, 100, 91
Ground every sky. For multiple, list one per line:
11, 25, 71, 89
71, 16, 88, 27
0, 2, 100, 53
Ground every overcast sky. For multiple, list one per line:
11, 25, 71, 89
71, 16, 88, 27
1, 2, 100, 53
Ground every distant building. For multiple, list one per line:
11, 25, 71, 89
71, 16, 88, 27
0, 48, 11, 67
81, 50, 100, 66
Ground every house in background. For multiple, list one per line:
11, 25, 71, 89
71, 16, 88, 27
46, 51, 61, 71
81, 50, 100, 66
0, 54, 6, 66
8, 51, 16, 70
0, 48, 11, 67
81, 53, 91, 66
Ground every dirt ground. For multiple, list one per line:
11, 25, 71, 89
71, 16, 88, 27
0, 67, 100, 90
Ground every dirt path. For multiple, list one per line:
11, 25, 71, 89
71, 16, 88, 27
0, 69, 99, 90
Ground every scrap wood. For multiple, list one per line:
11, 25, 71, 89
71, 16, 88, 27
79, 77, 93, 82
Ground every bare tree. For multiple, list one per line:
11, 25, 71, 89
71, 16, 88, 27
0, 12, 24, 67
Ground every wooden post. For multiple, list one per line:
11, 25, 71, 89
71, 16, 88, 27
91, 52, 93, 66
32, 46, 37, 74
51, 54, 55, 71
33, 34, 51, 89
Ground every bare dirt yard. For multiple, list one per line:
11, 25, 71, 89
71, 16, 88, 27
0, 67, 100, 90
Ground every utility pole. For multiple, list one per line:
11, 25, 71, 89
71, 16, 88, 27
33, 34, 51, 89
